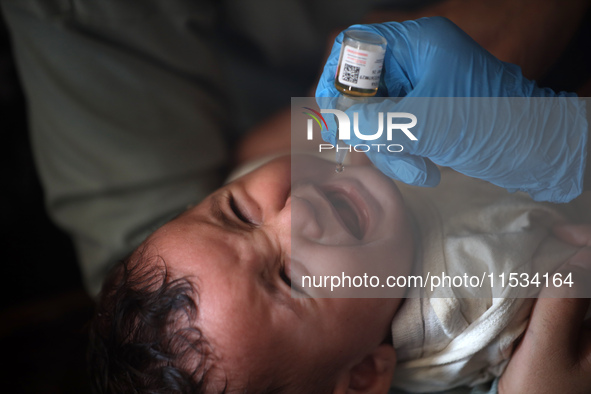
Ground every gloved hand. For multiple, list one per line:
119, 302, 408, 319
316, 17, 588, 203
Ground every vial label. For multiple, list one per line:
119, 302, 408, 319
337, 45, 385, 90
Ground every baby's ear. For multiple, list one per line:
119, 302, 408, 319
333, 344, 396, 394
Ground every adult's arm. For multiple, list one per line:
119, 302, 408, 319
499, 224, 591, 394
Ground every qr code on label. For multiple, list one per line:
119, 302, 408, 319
341, 63, 360, 84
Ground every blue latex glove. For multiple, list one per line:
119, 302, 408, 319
316, 17, 588, 203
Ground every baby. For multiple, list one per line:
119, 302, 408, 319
88, 154, 588, 393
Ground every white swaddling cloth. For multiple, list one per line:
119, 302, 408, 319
390, 169, 589, 392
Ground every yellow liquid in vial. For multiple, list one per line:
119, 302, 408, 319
334, 60, 379, 97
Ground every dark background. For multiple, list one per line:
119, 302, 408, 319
0, 7, 590, 394
0, 12, 93, 394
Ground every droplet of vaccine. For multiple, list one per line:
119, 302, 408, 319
335, 164, 344, 173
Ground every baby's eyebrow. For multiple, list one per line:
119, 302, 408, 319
210, 193, 225, 223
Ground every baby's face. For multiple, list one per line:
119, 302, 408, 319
146, 155, 413, 391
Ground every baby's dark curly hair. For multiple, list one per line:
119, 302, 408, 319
87, 247, 221, 393
87, 244, 331, 393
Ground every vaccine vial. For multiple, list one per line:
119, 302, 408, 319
335, 30, 387, 97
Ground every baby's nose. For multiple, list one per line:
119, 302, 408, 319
261, 196, 291, 253
286, 193, 326, 241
